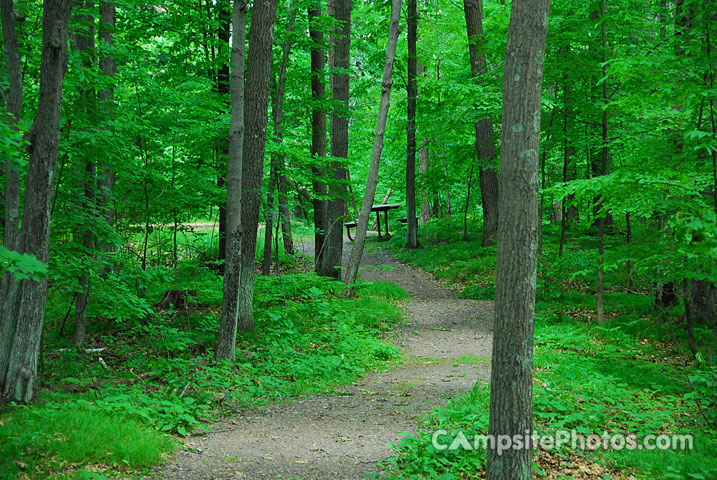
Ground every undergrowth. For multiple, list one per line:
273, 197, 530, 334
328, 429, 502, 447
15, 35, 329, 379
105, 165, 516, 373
0, 255, 404, 479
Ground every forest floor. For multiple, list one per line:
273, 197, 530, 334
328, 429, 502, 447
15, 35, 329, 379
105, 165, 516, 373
152, 239, 494, 479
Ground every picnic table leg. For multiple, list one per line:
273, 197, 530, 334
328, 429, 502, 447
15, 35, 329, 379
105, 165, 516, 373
384, 210, 389, 236
376, 211, 382, 238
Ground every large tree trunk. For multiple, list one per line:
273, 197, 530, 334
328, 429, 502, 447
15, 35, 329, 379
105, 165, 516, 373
308, 3, 330, 275
463, 0, 498, 247
71, 0, 98, 346
323, 0, 352, 278
487, 0, 549, 478
343, 0, 402, 290
0, 0, 73, 404
405, 0, 419, 249
215, 0, 247, 361
236, 0, 277, 332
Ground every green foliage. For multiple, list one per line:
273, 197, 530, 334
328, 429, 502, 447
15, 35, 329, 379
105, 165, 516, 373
0, 246, 47, 281
0, 400, 174, 479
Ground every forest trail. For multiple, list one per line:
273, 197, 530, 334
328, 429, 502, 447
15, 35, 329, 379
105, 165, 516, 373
154, 240, 494, 480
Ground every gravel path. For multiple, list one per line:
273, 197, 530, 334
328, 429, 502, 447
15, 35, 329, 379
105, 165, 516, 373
153, 240, 493, 480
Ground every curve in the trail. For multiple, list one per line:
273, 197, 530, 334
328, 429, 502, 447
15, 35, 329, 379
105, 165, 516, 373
154, 243, 493, 480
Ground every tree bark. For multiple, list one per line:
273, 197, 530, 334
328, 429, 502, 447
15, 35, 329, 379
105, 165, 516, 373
323, 0, 352, 278
308, 2, 330, 275
463, 0, 498, 246
343, 0, 401, 290
405, 0, 418, 248
237, 0, 277, 332
0, 0, 73, 404
96, 0, 117, 229
215, 0, 247, 361
487, 0, 549, 478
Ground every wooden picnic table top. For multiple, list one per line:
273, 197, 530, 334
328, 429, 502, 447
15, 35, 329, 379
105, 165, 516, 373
371, 203, 403, 212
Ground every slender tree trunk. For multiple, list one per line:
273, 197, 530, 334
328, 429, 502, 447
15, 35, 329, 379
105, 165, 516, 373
308, 3, 330, 274
96, 0, 117, 231
419, 138, 431, 226
263, 10, 297, 274
487, 0, 549, 478
237, 0, 277, 332
71, 0, 98, 346
215, 0, 247, 361
463, 164, 474, 241
323, 0, 352, 277
463, 0, 498, 247
0, 0, 73, 404
343, 0, 402, 290
596, 0, 609, 324
406, 0, 418, 248
215, 0, 231, 272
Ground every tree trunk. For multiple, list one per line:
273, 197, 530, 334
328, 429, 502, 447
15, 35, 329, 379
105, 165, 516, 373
71, 0, 98, 346
215, 0, 247, 361
463, 0, 498, 247
97, 0, 116, 231
596, 0, 609, 324
237, 0, 277, 332
487, 0, 549, 478
405, 0, 418, 249
343, 0, 402, 290
0, 0, 73, 404
308, 3, 330, 275
263, 9, 297, 275
323, 0, 352, 278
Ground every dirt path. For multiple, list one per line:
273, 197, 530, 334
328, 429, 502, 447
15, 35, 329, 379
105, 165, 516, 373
154, 241, 493, 480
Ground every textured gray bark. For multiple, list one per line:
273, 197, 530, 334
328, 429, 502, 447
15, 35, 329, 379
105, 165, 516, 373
324, 0, 351, 279
343, 0, 402, 289
308, 3, 330, 275
463, 0, 498, 247
236, 0, 277, 332
0, 0, 73, 404
405, 0, 418, 249
486, 0, 549, 478
215, 0, 247, 361
71, 0, 97, 346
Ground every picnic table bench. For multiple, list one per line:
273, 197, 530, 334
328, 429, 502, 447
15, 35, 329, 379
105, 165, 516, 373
345, 203, 403, 240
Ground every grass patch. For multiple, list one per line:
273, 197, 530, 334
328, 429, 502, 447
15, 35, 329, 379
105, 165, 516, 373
0, 402, 174, 479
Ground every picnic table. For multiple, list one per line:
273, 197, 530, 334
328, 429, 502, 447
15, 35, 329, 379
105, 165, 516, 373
345, 203, 403, 241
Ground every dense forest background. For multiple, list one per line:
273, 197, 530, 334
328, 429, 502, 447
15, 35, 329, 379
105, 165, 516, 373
0, 0, 716, 478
